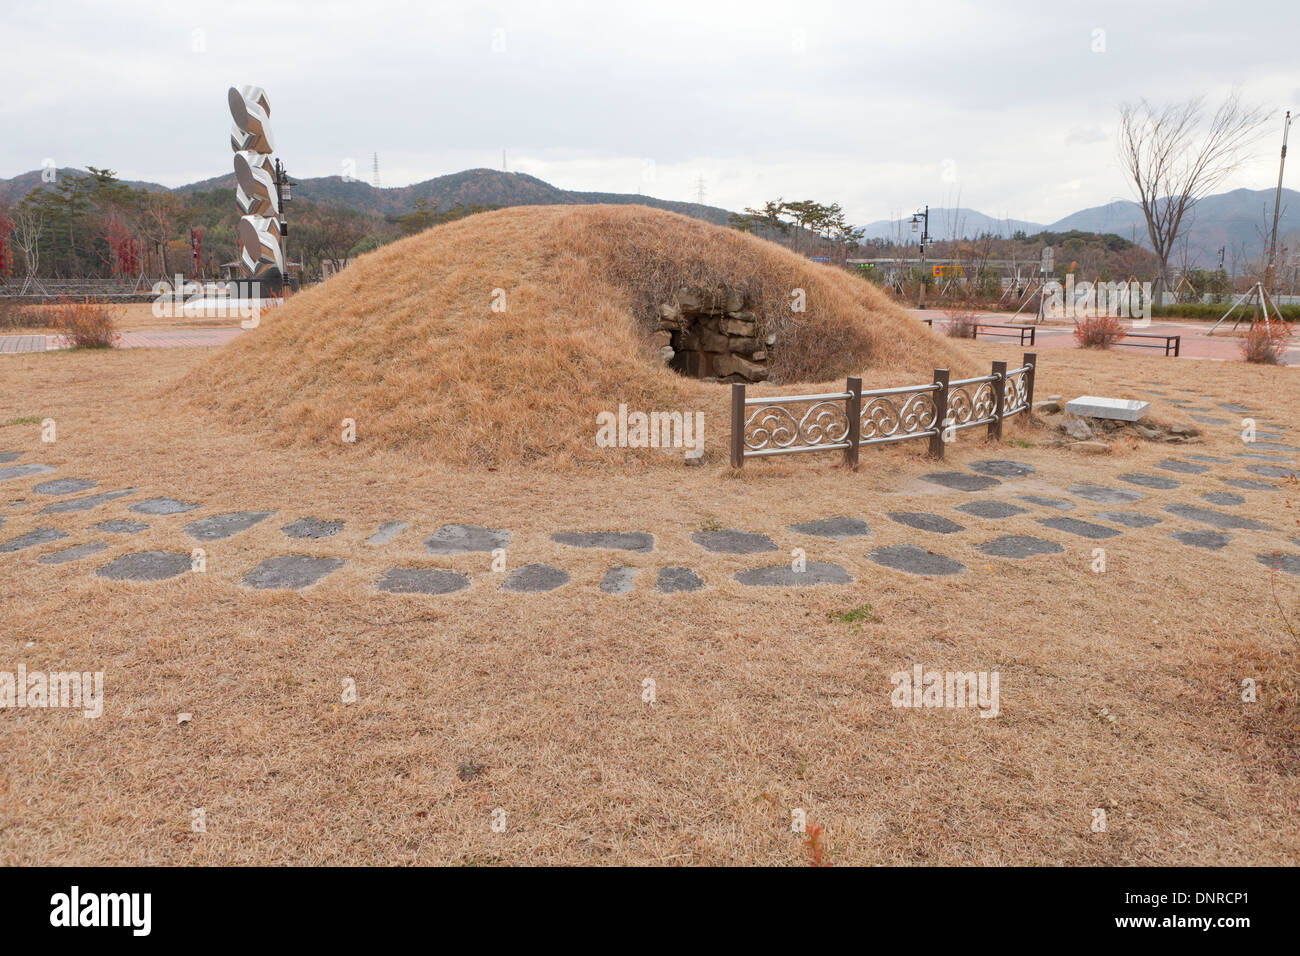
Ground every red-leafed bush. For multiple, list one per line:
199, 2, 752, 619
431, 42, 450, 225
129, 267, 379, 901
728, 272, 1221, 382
944, 309, 977, 339
1073, 315, 1126, 349
50, 296, 120, 349
1241, 318, 1293, 364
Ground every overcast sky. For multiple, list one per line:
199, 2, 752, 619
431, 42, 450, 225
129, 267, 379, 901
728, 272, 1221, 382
2, 0, 1296, 226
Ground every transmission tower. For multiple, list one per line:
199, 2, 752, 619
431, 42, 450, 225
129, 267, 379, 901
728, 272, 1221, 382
372, 153, 381, 188
695, 174, 706, 205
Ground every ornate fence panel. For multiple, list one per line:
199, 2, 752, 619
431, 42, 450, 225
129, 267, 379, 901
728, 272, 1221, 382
731, 352, 1036, 468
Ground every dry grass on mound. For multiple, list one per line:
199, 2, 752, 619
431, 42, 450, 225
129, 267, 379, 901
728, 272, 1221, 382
178, 204, 974, 467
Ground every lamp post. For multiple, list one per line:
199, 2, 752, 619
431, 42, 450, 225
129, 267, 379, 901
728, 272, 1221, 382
274, 158, 294, 289
910, 206, 930, 309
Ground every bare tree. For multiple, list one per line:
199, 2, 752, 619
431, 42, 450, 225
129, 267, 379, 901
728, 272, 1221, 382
11, 208, 44, 278
1118, 91, 1268, 301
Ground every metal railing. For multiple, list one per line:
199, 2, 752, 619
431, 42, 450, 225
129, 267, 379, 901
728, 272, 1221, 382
731, 352, 1036, 467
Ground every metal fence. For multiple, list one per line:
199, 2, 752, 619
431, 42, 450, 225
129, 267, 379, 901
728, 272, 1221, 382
730, 352, 1036, 468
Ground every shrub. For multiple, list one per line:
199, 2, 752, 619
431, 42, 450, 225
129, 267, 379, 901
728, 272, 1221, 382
0, 298, 44, 331
50, 296, 120, 349
1152, 301, 1300, 321
943, 309, 977, 339
1241, 319, 1293, 364
1073, 315, 1126, 349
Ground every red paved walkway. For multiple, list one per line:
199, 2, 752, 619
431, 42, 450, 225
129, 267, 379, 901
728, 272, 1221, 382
907, 310, 1299, 364
0, 328, 244, 354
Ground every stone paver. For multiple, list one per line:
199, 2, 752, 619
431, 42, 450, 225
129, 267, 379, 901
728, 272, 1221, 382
185, 510, 274, 540
1016, 495, 1074, 510
282, 517, 344, 539
425, 524, 509, 554
1094, 511, 1162, 528
375, 567, 469, 595
1069, 484, 1142, 504
787, 517, 870, 538
920, 472, 1001, 492
1236, 451, 1292, 461
96, 551, 191, 581
1200, 492, 1245, 506
601, 566, 638, 595
32, 478, 96, 495
1164, 503, 1269, 531
978, 535, 1064, 559
1038, 516, 1122, 540
243, 554, 345, 590
502, 563, 569, 593
734, 562, 851, 586
552, 531, 654, 552
1189, 415, 1230, 425
691, 529, 777, 554
956, 500, 1028, 519
968, 459, 1035, 478
38, 541, 110, 564
1246, 464, 1295, 479
129, 497, 199, 515
0, 527, 67, 552
39, 488, 136, 514
1155, 459, 1209, 475
93, 519, 149, 534
1183, 454, 1232, 464
1221, 478, 1277, 491
0, 464, 55, 481
0, 452, 22, 463
656, 567, 704, 593
1171, 530, 1232, 550
367, 521, 408, 546
1219, 403, 1251, 414
887, 511, 965, 534
1250, 441, 1300, 452
867, 544, 966, 576
1119, 472, 1180, 490
1258, 553, 1300, 576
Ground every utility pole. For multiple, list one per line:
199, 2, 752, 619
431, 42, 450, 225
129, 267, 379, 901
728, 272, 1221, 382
1265, 110, 1291, 293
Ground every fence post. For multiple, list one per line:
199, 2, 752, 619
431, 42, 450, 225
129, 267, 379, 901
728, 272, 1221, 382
1023, 352, 1037, 411
928, 368, 949, 459
730, 382, 746, 469
844, 377, 862, 470
989, 360, 1006, 441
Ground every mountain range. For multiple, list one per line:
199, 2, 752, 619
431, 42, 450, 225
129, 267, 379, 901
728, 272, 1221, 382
1, 167, 1295, 268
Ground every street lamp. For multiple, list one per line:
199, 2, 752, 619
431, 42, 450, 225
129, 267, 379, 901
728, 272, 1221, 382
910, 205, 930, 309
273, 159, 294, 288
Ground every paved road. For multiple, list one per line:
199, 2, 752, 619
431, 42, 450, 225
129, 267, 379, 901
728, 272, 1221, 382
907, 309, 1300, 363
0, 328, 244, 354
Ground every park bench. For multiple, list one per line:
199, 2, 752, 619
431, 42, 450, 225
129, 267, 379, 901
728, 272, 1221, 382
1116, 332, 1180, 357
918, 317, 1035, 345
971, 323, 1036, 346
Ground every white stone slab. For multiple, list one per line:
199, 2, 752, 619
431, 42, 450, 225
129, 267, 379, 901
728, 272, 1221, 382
1066, 395, 1150, 421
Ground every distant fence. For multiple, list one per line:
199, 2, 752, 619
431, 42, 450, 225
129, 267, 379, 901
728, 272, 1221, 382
730, 353, 1036, 468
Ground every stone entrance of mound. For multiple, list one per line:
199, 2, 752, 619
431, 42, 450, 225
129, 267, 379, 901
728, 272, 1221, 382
651, 286, 771, 383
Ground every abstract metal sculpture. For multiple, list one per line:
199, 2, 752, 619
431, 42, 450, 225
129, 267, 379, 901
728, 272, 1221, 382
228, 85, 287, 286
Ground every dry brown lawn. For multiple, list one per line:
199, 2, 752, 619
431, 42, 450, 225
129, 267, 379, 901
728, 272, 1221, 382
1, 334, 1298, 866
